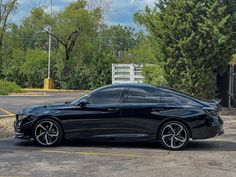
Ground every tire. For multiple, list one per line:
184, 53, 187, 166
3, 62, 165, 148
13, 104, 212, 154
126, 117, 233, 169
159, 121, 190, 150
33, 118, 63, 147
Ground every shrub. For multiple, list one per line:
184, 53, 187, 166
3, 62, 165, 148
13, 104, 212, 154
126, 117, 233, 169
0, 80, 21, 95
142, 64, 167, 86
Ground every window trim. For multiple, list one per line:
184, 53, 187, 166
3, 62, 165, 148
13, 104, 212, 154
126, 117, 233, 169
87, 87, 125, 105
123, 86, 163, 104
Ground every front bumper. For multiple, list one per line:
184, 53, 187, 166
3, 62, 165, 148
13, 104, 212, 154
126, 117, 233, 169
192, 116, 224, 139
14, 115, 34, 139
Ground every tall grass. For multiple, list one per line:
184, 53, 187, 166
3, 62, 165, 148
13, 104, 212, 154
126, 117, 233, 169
0, 80, 21, 95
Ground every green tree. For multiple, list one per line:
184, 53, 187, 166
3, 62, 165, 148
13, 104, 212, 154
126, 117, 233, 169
134, 0, 236, 98
123, 34, 157, 64
100, 25, 138, 57
23, 0, 102, 61
0, 0, 18, 48
1, 49, 25, 85
142, 64, 167, 86
20, 49, 48, 88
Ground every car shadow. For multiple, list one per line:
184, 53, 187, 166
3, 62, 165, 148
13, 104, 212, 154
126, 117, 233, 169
13, 138, 236, 152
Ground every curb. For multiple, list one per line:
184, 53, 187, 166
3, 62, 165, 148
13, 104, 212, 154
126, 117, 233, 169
21, 88, 89, 93
8, 93, 48, 96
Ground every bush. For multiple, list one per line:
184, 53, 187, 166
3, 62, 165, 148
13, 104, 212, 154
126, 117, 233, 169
0, 80, 21, 95
142, 64, 167, 86
54, 51, 115, 90
20, 49, 48, 88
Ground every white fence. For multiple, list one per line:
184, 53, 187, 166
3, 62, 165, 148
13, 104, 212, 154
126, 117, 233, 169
112, 64, 144, 84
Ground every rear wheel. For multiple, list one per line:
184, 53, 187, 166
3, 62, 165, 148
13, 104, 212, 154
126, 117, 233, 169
33, 119, 63, 146
159, 121, 190, 150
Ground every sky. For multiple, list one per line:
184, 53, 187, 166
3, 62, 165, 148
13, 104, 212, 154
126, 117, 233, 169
13, 0, 157, 30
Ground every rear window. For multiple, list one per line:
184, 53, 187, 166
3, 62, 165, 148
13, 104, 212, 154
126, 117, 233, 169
161, 91, 202, 106
127, 87, 162, 103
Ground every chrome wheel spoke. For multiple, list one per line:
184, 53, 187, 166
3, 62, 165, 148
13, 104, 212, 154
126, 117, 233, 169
175, 136, 185, 143
166, 125, 175, 134
45, 134, 50, 145
38, 124, 47, 131
162, 134, 173, 139
48, 133, 59, 137
176, 126, 183, 136
48, 122, 53, 132
37, 132, 46, 139
170, 136, 174, 147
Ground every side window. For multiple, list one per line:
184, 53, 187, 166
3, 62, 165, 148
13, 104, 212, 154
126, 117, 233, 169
161, 92, 201, 106
87, 87, 122, 104
126, 87, 162, 103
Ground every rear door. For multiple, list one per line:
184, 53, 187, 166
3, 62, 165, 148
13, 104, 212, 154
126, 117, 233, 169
119, 86, 167, 138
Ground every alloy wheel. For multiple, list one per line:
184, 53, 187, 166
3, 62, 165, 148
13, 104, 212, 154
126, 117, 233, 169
34, 120, 60, 146
161, 122, 188, 149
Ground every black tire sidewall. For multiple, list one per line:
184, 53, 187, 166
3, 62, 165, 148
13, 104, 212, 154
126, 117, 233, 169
159, 121, 190, 150
32, 118, 63, 147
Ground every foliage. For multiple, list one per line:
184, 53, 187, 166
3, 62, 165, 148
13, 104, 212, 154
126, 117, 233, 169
1, 49, 26, 85
0, 0, 235, 95
1, 48, 48, 88
22, 0, 102, 61
142, 64, 167, 86
0, 80, 21, 95
0, 0, 18, 48
134, 0, 236, 98
20, 49, 48, 88
123, 34, 157, 64
99, 25, 138, 56
54, 50, 115, 90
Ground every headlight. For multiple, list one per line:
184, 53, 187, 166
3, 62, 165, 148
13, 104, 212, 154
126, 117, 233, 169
17, 114, 28, 121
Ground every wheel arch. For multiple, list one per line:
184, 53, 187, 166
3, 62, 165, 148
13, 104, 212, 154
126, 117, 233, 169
156, 118, 192, 139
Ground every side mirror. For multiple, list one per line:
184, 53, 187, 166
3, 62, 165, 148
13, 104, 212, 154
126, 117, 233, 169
78, 99, 88, 108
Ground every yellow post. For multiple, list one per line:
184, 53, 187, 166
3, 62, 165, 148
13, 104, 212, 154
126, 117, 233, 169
44, 78, 54, 90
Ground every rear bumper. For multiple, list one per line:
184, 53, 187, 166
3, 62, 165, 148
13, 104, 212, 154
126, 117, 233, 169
192, 116, 224, 139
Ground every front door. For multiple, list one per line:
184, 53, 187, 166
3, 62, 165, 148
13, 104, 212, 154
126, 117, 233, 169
62, 87, 124, 138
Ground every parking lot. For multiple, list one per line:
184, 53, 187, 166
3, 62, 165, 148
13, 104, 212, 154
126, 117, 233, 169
0, 92, 236, 177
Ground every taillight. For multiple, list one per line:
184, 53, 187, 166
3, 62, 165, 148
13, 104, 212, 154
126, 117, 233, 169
203, 107, 218, 116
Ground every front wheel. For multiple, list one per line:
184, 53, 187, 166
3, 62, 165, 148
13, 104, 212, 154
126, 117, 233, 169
159, 121, 190, 150
33, 119, 63, 146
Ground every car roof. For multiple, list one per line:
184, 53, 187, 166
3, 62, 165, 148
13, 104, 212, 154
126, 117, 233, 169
103, 83, 172, 91
103, 83, 155, 88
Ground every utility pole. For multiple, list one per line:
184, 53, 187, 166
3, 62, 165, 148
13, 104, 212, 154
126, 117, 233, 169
44, 0, 54, 89
48, 0, 52, 79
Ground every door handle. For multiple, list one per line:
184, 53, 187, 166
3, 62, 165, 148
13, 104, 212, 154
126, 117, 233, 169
108, 108, 119, 112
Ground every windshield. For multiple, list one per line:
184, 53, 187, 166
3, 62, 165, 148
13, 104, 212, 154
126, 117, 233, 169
69, 94, 88, 105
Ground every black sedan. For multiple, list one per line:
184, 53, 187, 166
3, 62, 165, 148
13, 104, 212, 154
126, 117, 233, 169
14, 84, 224, 150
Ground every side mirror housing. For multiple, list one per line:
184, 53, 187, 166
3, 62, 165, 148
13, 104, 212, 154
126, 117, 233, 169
78, 99, 88, 108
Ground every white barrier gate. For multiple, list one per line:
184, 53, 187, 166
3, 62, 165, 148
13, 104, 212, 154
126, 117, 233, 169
112, 64, 144, 84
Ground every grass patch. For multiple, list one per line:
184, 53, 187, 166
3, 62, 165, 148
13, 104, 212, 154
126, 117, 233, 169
0, 80, 21, 95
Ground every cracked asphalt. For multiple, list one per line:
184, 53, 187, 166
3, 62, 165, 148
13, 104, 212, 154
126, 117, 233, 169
0, 93, 236, 177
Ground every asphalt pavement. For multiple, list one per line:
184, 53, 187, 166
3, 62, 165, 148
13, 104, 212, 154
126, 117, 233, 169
0, 92, 87, 114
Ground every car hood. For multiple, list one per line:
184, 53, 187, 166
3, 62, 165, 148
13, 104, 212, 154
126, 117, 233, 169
19, 103, 70, 114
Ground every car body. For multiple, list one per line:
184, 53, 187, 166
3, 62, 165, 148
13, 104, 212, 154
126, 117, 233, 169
14, 83, 224, 150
